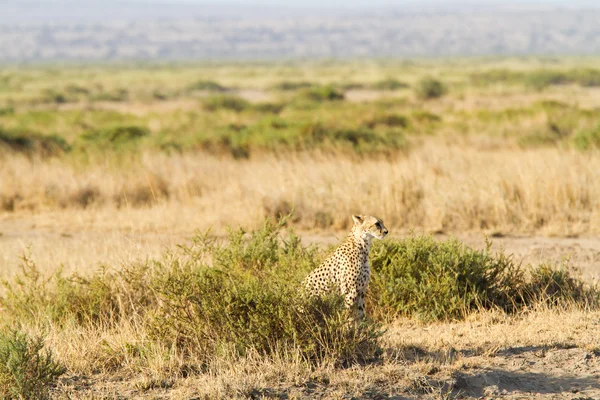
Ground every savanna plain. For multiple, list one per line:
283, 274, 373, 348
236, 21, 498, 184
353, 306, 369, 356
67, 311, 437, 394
1, 58, 600, 399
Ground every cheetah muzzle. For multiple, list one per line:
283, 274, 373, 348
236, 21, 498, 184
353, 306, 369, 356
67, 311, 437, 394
302, 214, 388, 319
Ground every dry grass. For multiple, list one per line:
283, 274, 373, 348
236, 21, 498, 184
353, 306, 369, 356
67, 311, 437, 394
43, 308, 600, 399
2, 142, 600, 237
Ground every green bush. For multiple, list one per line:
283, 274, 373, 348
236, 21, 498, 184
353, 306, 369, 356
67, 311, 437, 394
145, 219, 382, 365
0, 127, 70, 157
525, 263, 593, 306
298, 86, 345, 102
252, 101, 286, 114
0, 107, 14, 116
272, 81, 314, 91
81, 125, 149, 148
365, 113, 410, 129
41, 89, 70, 104
415, 77, 447, 100
369, 236, 525, 321
0, 330, 65, 400
526, 70, 569, 90
574, 68, 600, 87
187, 80, 228, 92
90, 88, 129, 102
203, 95, 250, 112
572, 124, 600, 150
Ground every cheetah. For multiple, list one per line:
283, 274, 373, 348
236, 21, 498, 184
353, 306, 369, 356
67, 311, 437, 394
303, 214, 388, 319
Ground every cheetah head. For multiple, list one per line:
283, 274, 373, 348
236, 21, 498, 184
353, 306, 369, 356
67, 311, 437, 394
352, 214, 388, 240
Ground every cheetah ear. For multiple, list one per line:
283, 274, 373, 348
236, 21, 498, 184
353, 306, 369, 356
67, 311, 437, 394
352, 215, 363, 225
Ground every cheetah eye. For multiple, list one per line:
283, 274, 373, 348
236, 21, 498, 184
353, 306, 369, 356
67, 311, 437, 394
375, 222, 381, 229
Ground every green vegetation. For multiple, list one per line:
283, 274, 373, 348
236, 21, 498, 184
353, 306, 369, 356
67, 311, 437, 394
0, 127, 70, 156
0, 330, 65, 400
187, 80, 228, 92
297, 85, 345, 102
471, 67, 600, 89
1, 60, 600, 160
370, 237, 597, 321
572, 124, 600, 150
414, 77, 447, 100
80, 125, 150, 149
202, 95, 251, 112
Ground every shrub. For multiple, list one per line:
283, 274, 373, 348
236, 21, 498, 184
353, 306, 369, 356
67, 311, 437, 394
369, 236, 524, 321
572, 124, 600, 150
0, 330, 65, 400
41, 89, 69, 104
414, 77, 447, 100
203, 95, 250, 112
187, 80, 228, 92
0, 107, 14, 116
574, 68, 600, 87
272, 81, 314, 91
252, 102, 286, 114
81, 125, 150, 148
365, 113, 410, 129
90, 88, 129, 102
146, 219, 382, 366
525, 70, 569, 90
370, 235, 598, 321
299, 123, 408, 153
0, 127, 70, 157
525, 263, 593, 306
298, 86, 345, 102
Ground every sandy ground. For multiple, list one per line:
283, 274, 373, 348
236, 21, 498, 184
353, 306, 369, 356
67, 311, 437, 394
1, 210, 600, 279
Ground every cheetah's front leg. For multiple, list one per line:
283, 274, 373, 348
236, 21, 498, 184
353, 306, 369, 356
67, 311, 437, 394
356, 295, 366, 320
343, 289, 365, 320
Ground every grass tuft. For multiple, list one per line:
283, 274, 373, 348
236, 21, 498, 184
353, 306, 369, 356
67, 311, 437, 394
0, 329, 65, 400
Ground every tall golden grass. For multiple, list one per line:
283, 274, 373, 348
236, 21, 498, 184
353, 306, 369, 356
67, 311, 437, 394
2, 141, 599, 236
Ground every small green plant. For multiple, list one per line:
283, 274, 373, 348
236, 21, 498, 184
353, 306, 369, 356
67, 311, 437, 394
415, 77, 447, 100
525, 263, 592, 306
0, 329, 66, 400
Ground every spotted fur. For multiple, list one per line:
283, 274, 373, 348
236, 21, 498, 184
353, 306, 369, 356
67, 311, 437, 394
303, 214, 388, 319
